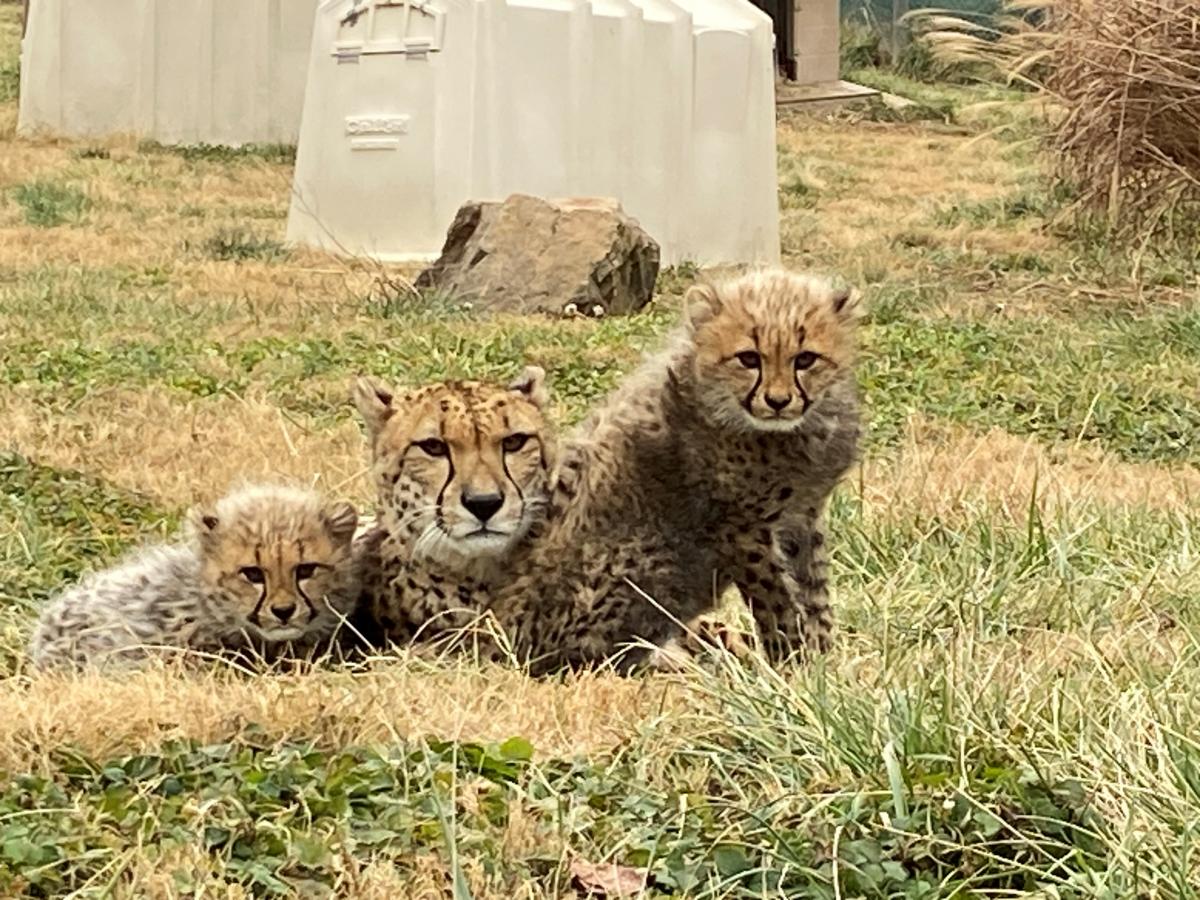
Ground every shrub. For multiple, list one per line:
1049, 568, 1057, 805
10, 181, 90, 228
918, 1, 1200, 250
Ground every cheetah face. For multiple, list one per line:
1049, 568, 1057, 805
685, 270, 862, 432
192, 486, 358, 642
354, 367, 555, 568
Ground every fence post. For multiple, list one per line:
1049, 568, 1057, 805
891, 0, 910, 64
23, 0, 31, 38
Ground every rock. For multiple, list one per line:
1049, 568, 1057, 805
415, 194, 660, 317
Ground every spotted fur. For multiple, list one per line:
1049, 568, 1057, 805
661, 268, 862, 661
489, 268, 861, 671
29, 484, 360, 670
349, 368, 555, 649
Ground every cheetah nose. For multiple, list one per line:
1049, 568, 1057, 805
462, 491, 505, 524
765, 394, 792, 412
271, 603, 296, 624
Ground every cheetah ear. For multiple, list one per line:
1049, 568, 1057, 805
831, 286, 864, 323
684, 282, 721, 330
187, 507, 221, 545
322, 501, 358, 545
509, 365, 548, 409
352, 376, 395, 437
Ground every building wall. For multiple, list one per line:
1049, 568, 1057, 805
793, 0, 840, 84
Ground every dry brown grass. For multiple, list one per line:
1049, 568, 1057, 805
1046, 0, 1200, 243
1, 387, 369, 506
3, 661, 683, 776
862, 416, 1200, 522
775, 118, 1040, 278
920, 0, 1200, 247
11, 381, 1195, 538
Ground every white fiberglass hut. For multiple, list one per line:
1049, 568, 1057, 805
19, 0, 317, 146
286, 0, 780, 266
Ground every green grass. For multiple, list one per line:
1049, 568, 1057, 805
137, 140, 298, 166
841, 67, 1034, 133
0, 56, 16, 105
0, 311, 676, 424
196, 226, 289, 263
6, 304, 1200, 462
933, 190, 1055, 229
0, 452, 174, 675
863, 311, 1200, 462
9, 180, 90, 227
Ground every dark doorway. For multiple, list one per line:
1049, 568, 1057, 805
749, 0, 796, 80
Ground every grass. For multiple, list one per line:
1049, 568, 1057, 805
9, 179, 89, 227
137, 140, 298, 166
3, 2, 1200, 893
196, 225, 289, 263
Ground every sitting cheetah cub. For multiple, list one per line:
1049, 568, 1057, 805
665, 268, 862, 661
493, 268, 860, 671
29, 485, 359, 670
349, 368, 556, 651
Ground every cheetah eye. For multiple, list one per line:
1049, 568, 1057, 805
294, 563, 318, 581
794, 351, 819, 371
240, 566, 265, 585
502, 433, 531, 453
735, 351, 761, 369
415, 438, 449, 458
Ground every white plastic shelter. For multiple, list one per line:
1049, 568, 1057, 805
286, 0, 780, 265
19, 0, 318, 146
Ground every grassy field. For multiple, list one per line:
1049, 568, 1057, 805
4, 3, 1200, 897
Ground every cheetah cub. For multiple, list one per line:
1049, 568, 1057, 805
29, 485, 359, 670
349, 368, 555, 651
668, 268, 862, 661
491, 268, 861, 672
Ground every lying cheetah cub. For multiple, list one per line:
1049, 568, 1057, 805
349, 368, 555, 651
29, 484, 359, 670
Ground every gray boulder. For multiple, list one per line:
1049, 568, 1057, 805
415, 194, 660, 317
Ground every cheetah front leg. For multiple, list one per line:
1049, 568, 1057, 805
774, 515, 834, 655
727, 521, 833, 663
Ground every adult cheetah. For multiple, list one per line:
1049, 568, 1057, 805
348, 367, 556, 653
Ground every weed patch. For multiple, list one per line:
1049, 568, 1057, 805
363, 275, 475, 322
934, 189, 1053, 228
72, 146, 112, 161
197, 227, 288, 263
0, 724, 1122, 897
10, 181, 90, 227
654, 261, 702, 297
137, 141, 297, 166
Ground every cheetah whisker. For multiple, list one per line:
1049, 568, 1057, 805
412, 522, 452, 562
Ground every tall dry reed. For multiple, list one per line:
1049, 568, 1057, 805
918, 0, 1200, 248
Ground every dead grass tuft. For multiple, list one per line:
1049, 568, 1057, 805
862, 416, 1200, 522
1, 387, 369, 506
3, 661, 682, 775
920, 0, 1200, 247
